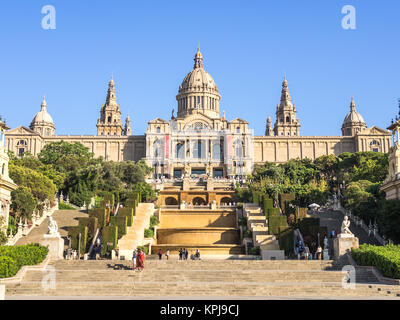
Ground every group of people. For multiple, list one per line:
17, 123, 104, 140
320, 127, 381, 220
179, 248, 189, 260
66, 248, 78, 260
132, 248, 146, 271
295, 240, 323, 260
157, 248, 201, 260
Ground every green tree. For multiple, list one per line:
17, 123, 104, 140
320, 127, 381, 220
38, 141, 98, 173
10, 187, 37, 219
9, 164, 57, 202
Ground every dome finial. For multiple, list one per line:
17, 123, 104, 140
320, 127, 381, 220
350, 96, 356, 111
194, 46, 203, 69
41, 95, 47, 110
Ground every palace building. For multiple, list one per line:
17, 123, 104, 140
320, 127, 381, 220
4, 48, 392, 187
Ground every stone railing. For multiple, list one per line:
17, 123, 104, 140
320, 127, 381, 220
337, 207, 386, 245
6, 200, 59, 246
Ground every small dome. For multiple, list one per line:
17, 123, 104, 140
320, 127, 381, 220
30, 97, 55, 126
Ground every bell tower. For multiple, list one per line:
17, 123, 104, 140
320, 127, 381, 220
273, 77, 301, 136
97, 76, 123, 136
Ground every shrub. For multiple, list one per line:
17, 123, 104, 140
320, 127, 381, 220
0, 243, 48, 271
248, 246, 260, 255
150, 215, 159, 228
243, 229, 252, 238
58, 201, 76, 210
351, 244, 400, 279
238, 217, 247, 227
144, 228, 154, 238
0, 231, 7, 246
0, 256, 19, 278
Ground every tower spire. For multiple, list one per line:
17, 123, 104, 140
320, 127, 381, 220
41, 95, 47, 110
194, 46, 203, 69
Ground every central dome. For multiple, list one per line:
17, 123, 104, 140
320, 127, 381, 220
176, 48, 221, 119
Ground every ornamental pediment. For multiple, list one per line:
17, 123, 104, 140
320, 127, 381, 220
6, 126, 38, 136
229, 118, 248, 124
359, 126, 390, 135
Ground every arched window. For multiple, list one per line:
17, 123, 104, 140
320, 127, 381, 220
175, 142, 185, 159
108, 116, 112, 123
156, 126, 161, 133
286, 116, 290, 123
236, 126, 240, 133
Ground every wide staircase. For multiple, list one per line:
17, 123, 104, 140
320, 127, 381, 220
117, 203, 154, 260
244, 205, 280, 250
5, 259, 400, 298
151, 208, 244, 255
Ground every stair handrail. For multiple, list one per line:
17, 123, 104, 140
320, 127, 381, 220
88, 228, 100, 258
114, 202, 120, 216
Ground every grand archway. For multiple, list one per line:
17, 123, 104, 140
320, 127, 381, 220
192, 197, 207, 206
165, 197, 178, 205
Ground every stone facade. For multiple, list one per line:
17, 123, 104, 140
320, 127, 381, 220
4, 48, 392, 177
380, 115, 400, 200
0, 120, 17, 233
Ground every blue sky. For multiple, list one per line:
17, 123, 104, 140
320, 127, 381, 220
1, 0, 400, 136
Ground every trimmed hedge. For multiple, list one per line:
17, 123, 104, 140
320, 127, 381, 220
0, 243, 48, 278
68, 225, 88, 252
279, 227, 294, 255
110, 216, 127, 239
280, 193, 295, 214
77, 217, 98, 238
58, 202, 76, 210
89, 208, 108, 228
102, 225, 118, 255
263, 198, 273, 213
351, 244, 400, 279
118, 207, 134, 226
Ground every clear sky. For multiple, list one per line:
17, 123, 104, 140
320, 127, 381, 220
1, 0, 400, 136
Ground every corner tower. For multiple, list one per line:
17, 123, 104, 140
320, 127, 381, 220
176, 47, 221, 119
273, 77, 300, 136
97, 76, 123, 136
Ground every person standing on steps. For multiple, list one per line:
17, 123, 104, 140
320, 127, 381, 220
158, 249, 163, 260
132, 249, 137, 271
165, 249, 170, 260
138, 248, 145, 271
184, 248, 188, 260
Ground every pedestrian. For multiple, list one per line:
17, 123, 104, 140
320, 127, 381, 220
166, 249, 170, 260
158, 249, 162, 260
184, 248, 188, 260
132, 249, 137, 270
137, 248, 145, 271
179, 248, 183, 260
316, 245, 323, 260
304, 245, 310, 260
